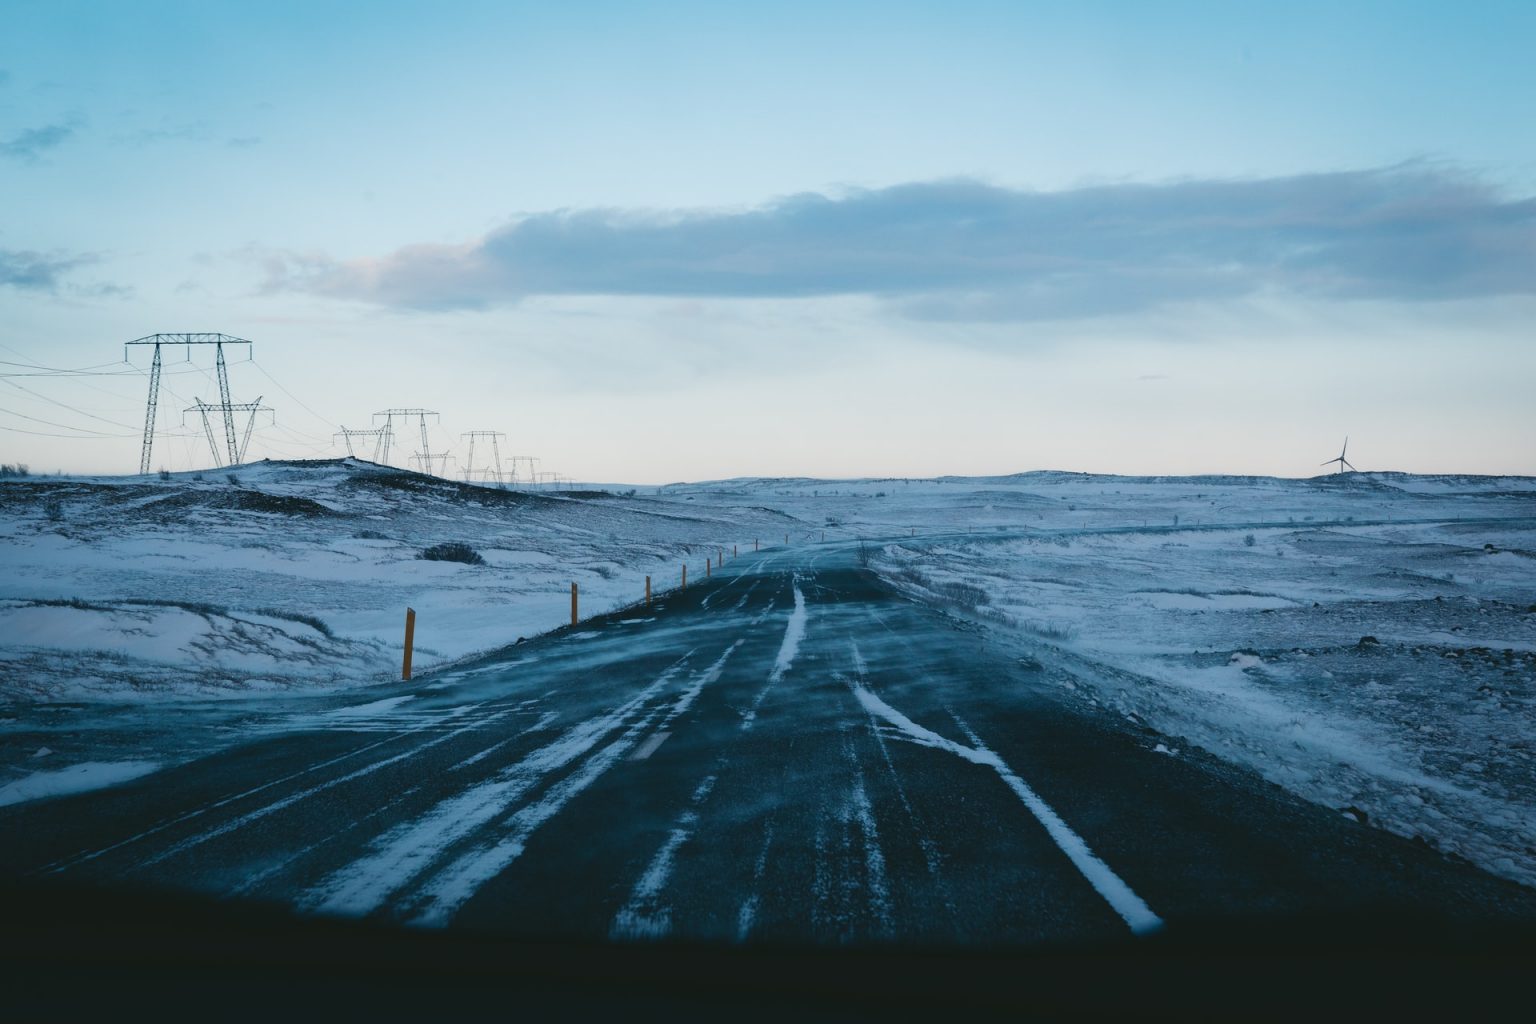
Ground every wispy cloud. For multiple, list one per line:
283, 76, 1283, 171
0, 122, 75, 161
0, 248, 119, 297
111, 121, 260, 150
0, 248, 90, 290
263, 165, 1536, 321
113, 122, 210, 147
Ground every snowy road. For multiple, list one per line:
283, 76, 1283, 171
3, 540, 1532, 944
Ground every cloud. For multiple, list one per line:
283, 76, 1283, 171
109, 121, 259, 150
0, 249, 123, 298
0, 122, 74, 161
114, 124, 208, 147
0, 249, 91, 290
265, 165, 1536, 321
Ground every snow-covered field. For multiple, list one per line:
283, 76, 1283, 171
0, 458, 795, 701
2, 462, 1533, 894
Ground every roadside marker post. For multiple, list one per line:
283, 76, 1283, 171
401, 607, 416, 681
645, 575, 651, 606
718, 548, 723, 566
784, 534, 788, 545
682, 564, 687, 588
706, 557, 711, 578
733, 545, 737, 558
754, 539, 758, 551
571, 582, 578, 626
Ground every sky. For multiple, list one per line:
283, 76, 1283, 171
2, 0, 1533, 482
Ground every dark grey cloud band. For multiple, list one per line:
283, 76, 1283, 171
266, 165, 1536, 321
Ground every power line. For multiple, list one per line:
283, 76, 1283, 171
261, 416, 339, 446
0, 373, 118, 379
0, 422, 134, 439
0, 405, 136, 437
250, 358, 336, 434
0, 357, 139, 372
1, 378, 142, 431
264, 422, 336, 451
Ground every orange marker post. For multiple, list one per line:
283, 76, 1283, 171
402, 607, 416, 681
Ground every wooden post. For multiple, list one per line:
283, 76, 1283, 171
401, 607, 416, 681
571, 582, 578, 626
645, 575, 651, 605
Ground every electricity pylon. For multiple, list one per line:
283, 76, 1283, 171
126, 333, 252, 474
335, 426, 390, 463
461, 431, 507, 485
184, 396, 273, 467
373, 408, 452, 474
506, 455, 540, 488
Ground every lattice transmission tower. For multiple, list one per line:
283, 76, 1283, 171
126, 333, 253, 474
505, 455, 540, 488
184, 396, 273, 467
535, 471, 572, 491
374, 408, 452, 476
460, 431, 507, 485
334, 426, 390, 463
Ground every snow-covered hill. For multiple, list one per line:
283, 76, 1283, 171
0, 459, 797, 699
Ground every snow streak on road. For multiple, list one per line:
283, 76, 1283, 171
3, 544, 1532, 946
306, 658, 694, 918
850, 682, 1161, 933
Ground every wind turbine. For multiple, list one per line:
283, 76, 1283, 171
1321, 436, 1356, 474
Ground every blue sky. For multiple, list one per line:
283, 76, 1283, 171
2, 1, 1533, 480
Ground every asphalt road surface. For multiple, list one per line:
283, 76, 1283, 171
4, 541, 1533, 946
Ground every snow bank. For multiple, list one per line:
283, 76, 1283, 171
0, 760, 160, 808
